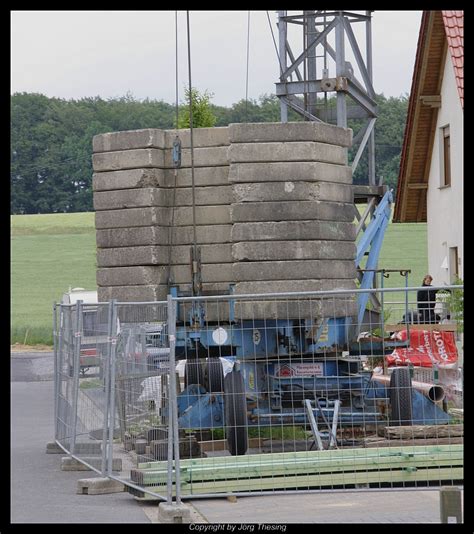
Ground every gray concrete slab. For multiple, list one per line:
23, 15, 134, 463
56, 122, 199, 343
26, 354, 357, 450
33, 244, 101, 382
229, 121, 352, 147
164, 127, 229, 148
228, 161, 352, 184
96, 224, 232, 249
164, 146, 229, 168
233, 181, 353, 203
93, 129, 165, 153
232, 260, 356, 281
164, 166, 230, 188
97, 263, 233, 287
93, 168, 166, 191
95, 206, 169, 229
93, 148, 165, 172
97, 244, 232, 267
93, 188, 170, 211
231, 221, 356, 242
232, 241, 356, 262
231, 201, 355, 223
228, 141, 347, 165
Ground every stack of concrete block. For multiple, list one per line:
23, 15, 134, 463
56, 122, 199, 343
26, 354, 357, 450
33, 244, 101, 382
92, 122, 358, 322
228, 122, 358, 319
92, 127, 233, 304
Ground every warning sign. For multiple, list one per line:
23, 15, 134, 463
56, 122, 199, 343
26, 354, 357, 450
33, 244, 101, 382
275, 363, 324, 377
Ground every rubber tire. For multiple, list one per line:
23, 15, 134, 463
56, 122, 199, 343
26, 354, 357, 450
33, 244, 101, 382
389, 367, 413, 426
206, 358, 225, 393
224, 370, 248, 456
184, 360, 204, 388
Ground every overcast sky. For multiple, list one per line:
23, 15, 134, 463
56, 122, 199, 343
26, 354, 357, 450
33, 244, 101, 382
11, 10, 422, 107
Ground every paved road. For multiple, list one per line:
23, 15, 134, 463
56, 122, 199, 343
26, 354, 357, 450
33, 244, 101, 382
11, 351, 465, 525
11, 352, 151, 524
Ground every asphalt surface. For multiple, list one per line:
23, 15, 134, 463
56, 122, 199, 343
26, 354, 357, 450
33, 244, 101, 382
11, 351, 465, 525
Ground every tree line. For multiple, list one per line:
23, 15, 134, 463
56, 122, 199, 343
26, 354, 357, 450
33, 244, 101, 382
11, 91, 408, 214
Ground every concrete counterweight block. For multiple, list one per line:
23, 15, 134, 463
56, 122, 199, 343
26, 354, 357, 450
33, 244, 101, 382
96, 224, 232, 249
228, 161, 352, 185
228, 141, 347, 166
233, 181, 353, 204
97, 244, 232, 268
92, 148, 165, 172
231, 221, 356, 242
229, 121, 352, 147
232, 241, 357, 262
230, 201, 355, 223
97, 263, 233, 287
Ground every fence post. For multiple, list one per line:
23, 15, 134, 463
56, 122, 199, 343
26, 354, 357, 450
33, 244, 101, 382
107, 300, 118, 476
101, 300, 114, 476
166, 294, 181, 504
440, 487, 463, 523
70, 300, 83, 456
53, 303, 59, 441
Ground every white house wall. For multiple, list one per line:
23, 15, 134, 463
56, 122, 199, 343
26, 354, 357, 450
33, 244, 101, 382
427, 54, 463, 285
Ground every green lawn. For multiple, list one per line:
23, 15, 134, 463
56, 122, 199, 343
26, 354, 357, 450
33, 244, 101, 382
11, 213, 97, 345
10, 209, 427, 346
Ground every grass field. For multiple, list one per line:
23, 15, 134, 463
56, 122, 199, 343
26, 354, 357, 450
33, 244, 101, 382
11, 209, 427, 346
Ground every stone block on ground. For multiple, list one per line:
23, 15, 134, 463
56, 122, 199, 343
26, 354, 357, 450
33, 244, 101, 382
61, 456, 122, 471
229, 121, 352, 147
158, 503, 192, 524
231, 201, 355, 223
228, 142, 347, 166
228, 161, 352, 184
77, 477, 125, 495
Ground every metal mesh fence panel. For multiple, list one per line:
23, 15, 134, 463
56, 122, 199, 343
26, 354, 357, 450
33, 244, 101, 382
53, 285, 463, 501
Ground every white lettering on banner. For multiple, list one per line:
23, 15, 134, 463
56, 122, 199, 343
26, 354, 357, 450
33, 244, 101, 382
433, 331, 449, 361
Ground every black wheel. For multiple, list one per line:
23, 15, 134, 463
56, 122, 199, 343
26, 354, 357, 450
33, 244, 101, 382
390, 367, 413, 425
224, 370, 248, 455
184, 360, 204, 388
206, 358, 225, 393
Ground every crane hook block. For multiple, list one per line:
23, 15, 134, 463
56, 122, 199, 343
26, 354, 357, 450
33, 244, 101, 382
172, 136, 182, 168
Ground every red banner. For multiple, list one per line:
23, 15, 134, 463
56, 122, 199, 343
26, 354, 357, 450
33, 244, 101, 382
386, 329, 458, 368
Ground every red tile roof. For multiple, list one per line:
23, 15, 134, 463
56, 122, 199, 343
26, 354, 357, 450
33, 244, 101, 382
442, 10, 463, 108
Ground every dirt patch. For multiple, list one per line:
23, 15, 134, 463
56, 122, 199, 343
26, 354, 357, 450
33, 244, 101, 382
11, 343, 53, 352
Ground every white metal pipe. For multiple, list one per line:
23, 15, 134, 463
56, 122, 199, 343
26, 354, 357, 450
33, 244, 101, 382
371, 373, 445, 402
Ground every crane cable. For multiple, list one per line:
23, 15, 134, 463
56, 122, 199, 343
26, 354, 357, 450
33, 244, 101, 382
185, 11, 201, 297
166, 11, 181, 290
245, 11, 250, 122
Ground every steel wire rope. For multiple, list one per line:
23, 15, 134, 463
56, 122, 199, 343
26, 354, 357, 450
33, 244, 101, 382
166, 11, 180, 289
186, 10, 198, 258
245, 11, 251, 122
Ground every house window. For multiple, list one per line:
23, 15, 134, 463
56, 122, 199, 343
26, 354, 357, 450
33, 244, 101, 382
441, 125, 451, 187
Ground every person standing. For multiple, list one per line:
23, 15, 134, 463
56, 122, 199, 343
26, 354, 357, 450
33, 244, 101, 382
417, 274, 439, 323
